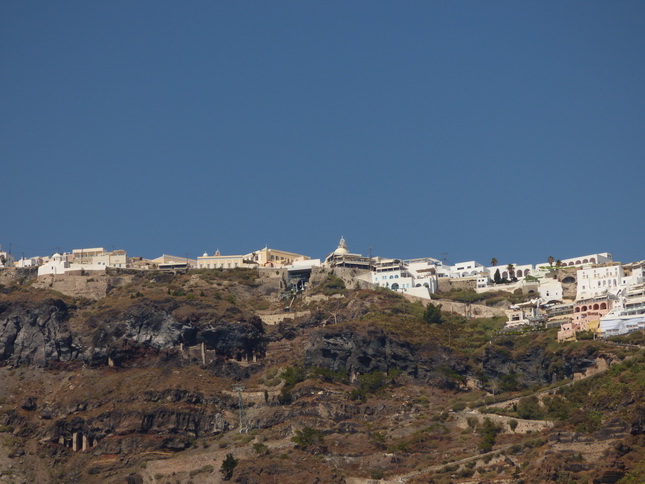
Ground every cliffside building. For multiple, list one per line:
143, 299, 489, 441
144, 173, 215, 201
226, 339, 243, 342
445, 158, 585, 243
197, 247, 309, 269
324, 237, 371, 270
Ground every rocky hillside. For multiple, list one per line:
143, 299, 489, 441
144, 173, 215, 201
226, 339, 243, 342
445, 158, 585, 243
0, 269, 644, 483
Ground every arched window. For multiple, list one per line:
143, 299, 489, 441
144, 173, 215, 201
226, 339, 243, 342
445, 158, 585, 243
575, 307, 580, 313
593, 304, 599, 310
582, 305, 588, 312
576, 260, 581, 265
583, 259, 589, 264
502, 271, 508, 279
590, 258, 596, 263
600, 302, 607, 309
391, 283, 399, 290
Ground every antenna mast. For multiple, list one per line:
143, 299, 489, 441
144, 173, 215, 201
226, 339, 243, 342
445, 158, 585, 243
233, 385, 248, 433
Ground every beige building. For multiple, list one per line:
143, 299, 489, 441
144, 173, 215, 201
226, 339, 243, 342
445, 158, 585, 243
72, 248, 129, 268
197, 247, 309, 269
94, 250, 128, 268
248, 247, 309, 267
71, 248, 107, 264
197, 250, 254, 269
150, 254, 198, 267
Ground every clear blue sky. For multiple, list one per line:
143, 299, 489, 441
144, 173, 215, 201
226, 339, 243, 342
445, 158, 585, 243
2, 1, 644, 265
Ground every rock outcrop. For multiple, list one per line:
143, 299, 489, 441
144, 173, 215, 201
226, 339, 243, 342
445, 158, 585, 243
0, 299, 81, 366
88, 300, 190, 366
304, 325, 466, 388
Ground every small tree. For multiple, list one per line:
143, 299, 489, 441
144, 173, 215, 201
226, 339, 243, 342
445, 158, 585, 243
291, 427, 326, 453
220, 453, 238, 481
490, 258, 498, 267
547, 256, 555, 268
477, 418, 501, 453
423, 302, 442, 324
494, 269, 501, 284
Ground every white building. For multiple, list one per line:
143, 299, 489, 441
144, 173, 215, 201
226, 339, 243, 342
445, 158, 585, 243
536, 252, 613, 270
599, 283, 645, 337
487, 263, 535, 281
367, 257, 438, 299
37, 253, 107, 276
15, 257, 40, 268
539, 278, 564, 302
438, 261, 486, 279
0, 251, 15, 268
576, 265, 625, 300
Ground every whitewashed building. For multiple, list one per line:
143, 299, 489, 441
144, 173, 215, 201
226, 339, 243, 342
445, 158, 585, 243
599, 283, 645, 337
37, 253, 106, 276
0, 251, 14, 268
539, 278, 564, 302
536, 252, 613, 270
576, 265, 625, 300
367, 257, 438, 299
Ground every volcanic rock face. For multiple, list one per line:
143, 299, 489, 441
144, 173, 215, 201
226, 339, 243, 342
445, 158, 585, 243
479, 344, 600, 387
88, 300, 190, 365
0, 298, 267, 368
303, 326, 465, 387
200, 317, 265, 361
0, 299, 80, 366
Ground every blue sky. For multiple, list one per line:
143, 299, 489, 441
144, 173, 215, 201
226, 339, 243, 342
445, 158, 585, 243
2, 1, 644, 266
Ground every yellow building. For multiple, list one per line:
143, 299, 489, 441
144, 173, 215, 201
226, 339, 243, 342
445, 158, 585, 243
247, 247, 309, 267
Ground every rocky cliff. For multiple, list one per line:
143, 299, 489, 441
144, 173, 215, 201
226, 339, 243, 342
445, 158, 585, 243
0, 299, 81, 366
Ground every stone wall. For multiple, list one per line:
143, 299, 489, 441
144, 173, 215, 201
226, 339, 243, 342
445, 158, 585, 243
438, 277, 477, 293
452, 411, 554, 434
31, 273, 134, 300
402, 294, 506, 318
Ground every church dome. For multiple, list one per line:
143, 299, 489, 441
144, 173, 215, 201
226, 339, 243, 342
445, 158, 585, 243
333, 237, 349, 255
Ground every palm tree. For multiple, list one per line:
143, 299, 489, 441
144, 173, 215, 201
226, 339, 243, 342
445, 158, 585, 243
507, 263, 515, 279
491, 258, 498, 267
556, 259, 562, 269
548, 256, 555, 267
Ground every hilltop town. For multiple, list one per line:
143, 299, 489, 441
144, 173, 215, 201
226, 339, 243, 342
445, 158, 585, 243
2, 237, 644, 342
1, 237, 645, 483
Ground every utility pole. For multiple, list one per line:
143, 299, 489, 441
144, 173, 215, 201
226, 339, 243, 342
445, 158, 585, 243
233, 385, 248, 433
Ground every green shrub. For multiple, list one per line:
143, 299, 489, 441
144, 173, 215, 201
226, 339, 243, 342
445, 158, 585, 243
291, 427, 325, 450
220, 453, 238, 480
517, 396, 545, 420
423, 302, 443, 324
